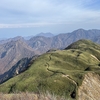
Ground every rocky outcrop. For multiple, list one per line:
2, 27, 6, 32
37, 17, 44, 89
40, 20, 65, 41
78, 73, 100, 100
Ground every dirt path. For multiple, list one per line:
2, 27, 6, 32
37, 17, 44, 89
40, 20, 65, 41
45, 54, 78, 86
62, 75, 77, 86
91, 54, 100, 61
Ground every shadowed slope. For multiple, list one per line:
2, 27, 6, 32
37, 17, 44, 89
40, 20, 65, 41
0, 40, 38, 75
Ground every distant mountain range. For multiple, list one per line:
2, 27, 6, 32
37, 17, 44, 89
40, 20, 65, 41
24, 32, 54, 40
27, 29, 100, 53
36, 32, 54, 37
0, 28, 100, 75
0, 36, 25, 44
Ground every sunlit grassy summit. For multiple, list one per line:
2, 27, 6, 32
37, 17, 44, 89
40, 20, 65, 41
0, 39, 100, 100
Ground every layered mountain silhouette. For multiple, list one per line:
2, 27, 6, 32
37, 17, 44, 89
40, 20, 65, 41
0, 39, 38, 75
27, 29, 100, 53
36, 32, 54, 37
0, 39, 100, 100
0, 28, 100, 75
0, 36, 25, 44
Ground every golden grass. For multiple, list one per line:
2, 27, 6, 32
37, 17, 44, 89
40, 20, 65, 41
0, 92, 66, 100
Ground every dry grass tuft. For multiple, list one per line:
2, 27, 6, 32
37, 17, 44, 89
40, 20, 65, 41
0, 92, 67, 100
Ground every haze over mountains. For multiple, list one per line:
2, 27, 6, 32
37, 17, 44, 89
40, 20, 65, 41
0, 29, 100, 99
0, 29, 100, 76
0, 29, 100, 72
27, 29, 100, 53
36, 32, 54, 37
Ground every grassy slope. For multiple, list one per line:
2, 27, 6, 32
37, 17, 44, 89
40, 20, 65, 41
0, 39, 100, 100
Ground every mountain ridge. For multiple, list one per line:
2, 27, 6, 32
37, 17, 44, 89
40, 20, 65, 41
0, 39, 100, 100
36, 32, 54, 37
27, 29, 100, 53
0, 39, 38, 75
0, 28, 99, 75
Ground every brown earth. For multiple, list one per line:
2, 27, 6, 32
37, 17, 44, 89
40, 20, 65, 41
78, 73, 100, 100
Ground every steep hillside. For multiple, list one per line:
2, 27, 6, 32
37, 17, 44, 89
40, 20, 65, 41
93, 35, 100, 44
28, 36, 52, 53
65, 39, 100, 60
0, 40, 38, 75
0, 40, 100, 100
78, 73, 100, 100
28, 29, 100, 53
0, 55, 38, 84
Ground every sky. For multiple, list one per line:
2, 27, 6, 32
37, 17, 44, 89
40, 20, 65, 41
0, 0, 100, 38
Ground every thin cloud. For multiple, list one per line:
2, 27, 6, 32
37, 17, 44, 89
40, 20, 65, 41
0, 0, 100, 29
0, 22, 61, 28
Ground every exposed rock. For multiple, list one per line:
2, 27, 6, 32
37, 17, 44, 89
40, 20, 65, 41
78, 73, 100, 100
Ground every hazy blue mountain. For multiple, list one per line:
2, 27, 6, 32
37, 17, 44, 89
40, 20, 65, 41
93, 35, 100, 44
36, 32, 54, 37
0, 36, 25, 44
0, 29, 100, 75
28, 29, 100, 53
24, 36, 34, 40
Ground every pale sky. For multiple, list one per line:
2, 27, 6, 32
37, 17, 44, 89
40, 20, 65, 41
0, 0, 100, 38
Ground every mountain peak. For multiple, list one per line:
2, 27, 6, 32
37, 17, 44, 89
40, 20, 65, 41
36, 32, 54, 37
0, 40, 100, 100
72, 29, 86, 33
65, 39, 100, 50
0, 39, 37, 75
